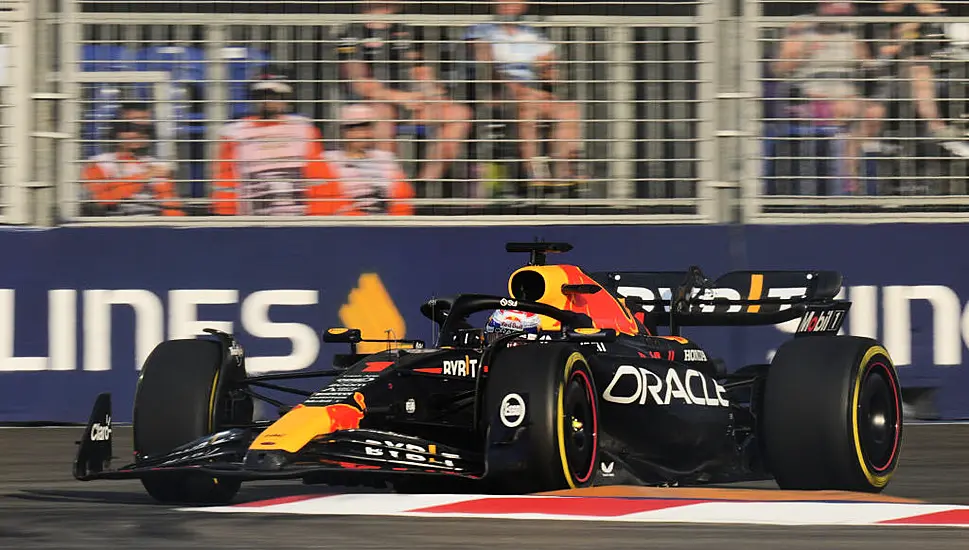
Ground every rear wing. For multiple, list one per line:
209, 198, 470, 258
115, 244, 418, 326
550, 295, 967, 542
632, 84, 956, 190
502, 241, 846, 334
590, 268, 849, 332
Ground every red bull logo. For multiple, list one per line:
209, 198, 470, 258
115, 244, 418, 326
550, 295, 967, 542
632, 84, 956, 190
322, 392, 367, 432
249, 392, 368, 453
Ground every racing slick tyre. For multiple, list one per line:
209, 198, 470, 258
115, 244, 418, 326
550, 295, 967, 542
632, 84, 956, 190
481, 343, 599, 494
762, 335, 902, 493
133, 338, 251, 504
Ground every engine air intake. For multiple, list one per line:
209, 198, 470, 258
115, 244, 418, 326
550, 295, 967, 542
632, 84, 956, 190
510, 269, 547, 302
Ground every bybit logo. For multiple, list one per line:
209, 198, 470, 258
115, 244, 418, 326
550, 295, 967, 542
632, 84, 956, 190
339, 274, 406, 355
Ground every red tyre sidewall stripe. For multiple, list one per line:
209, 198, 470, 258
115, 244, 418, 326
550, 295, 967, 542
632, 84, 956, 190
868, 361, 902, 473
570, 367, 598, 484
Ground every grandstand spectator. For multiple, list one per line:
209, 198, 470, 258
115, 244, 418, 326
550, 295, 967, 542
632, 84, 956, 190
79, 120, 184, 217
860, 1, 969, 150
117, 102, 156, 149
212, 66, 337, 216
335, 1, 471, 188
309, 104, 415, 216
469, 0, 584, 187
771, 1, 886, 190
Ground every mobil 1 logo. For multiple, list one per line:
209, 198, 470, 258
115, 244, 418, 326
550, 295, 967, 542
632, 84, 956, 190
796, 307, 847, 334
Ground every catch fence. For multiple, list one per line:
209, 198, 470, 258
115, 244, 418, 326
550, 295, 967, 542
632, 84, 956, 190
5, 1, 969, 225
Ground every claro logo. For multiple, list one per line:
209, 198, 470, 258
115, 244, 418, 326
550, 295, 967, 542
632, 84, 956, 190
0, 274, 403, 374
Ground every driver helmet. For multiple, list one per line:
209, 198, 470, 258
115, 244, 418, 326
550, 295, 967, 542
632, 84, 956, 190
485, 309, 541, 344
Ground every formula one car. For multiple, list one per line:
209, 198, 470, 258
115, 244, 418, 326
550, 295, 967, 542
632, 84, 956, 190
73, 242, 903, 503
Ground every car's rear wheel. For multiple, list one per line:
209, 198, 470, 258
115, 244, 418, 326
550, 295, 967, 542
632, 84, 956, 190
133, 338, 251, 504
482, 343, 599, 493
762, 335, 903, 493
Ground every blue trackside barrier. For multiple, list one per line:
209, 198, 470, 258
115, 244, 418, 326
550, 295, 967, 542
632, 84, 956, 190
0, 224, 966, 422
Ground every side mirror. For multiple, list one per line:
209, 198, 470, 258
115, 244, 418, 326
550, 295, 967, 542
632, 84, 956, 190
323, 327, 362, 344
203, 327, 245, 367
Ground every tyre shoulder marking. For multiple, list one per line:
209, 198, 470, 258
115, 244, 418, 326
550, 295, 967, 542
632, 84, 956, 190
851, 345, 897, 489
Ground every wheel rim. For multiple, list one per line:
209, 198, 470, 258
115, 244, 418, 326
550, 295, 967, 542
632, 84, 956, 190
562, 368, 597, 484
858, 362, 901, 472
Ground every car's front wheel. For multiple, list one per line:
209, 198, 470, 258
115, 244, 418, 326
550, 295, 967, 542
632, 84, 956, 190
482, 343, 600, 493
133, 338, 251, 504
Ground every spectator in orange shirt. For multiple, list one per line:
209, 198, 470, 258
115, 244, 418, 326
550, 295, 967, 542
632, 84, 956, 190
212, 65, 337, 216
306, 104, 415, 216
80, 120, 184, 216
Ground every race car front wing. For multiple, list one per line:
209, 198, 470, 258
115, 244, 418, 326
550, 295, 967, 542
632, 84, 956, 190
73, 393, 486, 483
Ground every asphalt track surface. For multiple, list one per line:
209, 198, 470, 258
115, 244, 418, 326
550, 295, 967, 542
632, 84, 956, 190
1, 424, 968, 549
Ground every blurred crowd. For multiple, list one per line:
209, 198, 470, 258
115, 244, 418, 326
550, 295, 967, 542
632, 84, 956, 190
76, 0, 969, 217
764, 0, 969, 196
79, 0, 587, 217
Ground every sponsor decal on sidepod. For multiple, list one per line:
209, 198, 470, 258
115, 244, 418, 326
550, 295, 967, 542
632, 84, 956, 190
443, 357, 480, 377
683, 349, 708, 362
603, 365, 729, 407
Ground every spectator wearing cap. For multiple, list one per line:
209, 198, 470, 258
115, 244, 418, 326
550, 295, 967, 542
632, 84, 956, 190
212, 65, 338, 216
79, 120, 184, 217
307, 104, 415, 216
772, 1, 886, 190
336, 1, 471, 188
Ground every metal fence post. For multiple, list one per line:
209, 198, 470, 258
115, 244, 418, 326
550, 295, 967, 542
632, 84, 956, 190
704, 0, 755, 225
608, 25, 634, 201
26, 0, 74, 227
58, 0, 80, 222
203, 23, 229, 213
696, 0, 720, 222
26, 0, 45, 226
1, 1, 31, 224
740, 0, 764, 224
